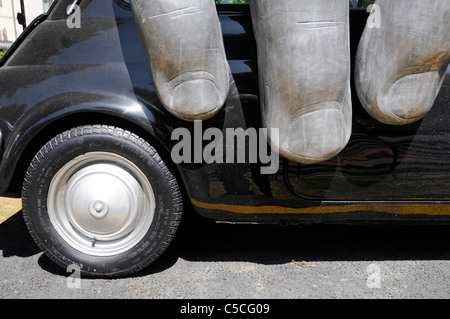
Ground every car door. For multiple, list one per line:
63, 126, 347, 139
286, 6, 450, 202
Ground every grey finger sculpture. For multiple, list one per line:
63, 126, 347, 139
131, 0, 449, 164
355, 0, 450, 125
250, 0, 352, 164
131, 0, 229, 121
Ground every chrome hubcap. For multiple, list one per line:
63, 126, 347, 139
89, 200, 108, 219
48, 152, 155, 256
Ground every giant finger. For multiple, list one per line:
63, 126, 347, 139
355, 0, 450, 125
131, 0, 229, 121
250, 0, 352, 164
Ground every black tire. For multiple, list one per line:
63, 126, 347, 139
22, 125, 182, 277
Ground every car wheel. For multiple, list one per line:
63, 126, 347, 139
22, 125, 182, 277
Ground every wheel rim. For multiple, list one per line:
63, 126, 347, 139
47, 152, 155, 257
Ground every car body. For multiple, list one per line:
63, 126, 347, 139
0, 0, 449, 276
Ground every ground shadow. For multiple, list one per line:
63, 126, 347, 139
135, 206, 450, 277
0, 211, 40, 258
0, 211, 79, 276
2, 207, 450, 278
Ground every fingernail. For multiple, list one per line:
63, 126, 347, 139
287, 103, 349, 162
170, 79, 223, 120
383, 71, 440, 123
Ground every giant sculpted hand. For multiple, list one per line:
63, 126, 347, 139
131, 0, 450, 164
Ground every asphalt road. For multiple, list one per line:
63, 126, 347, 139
1, 208, 450, 300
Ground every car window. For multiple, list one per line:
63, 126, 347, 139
117, 0, 376, 10
215, 0, 376, 7
117, 0, 376, 8
361, 0, 376, 7
43, 0, 54, 12
215, 0, 248, 3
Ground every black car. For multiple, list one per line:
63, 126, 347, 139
0, 0, 449, 277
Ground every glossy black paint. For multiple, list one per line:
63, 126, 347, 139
0, 0, 449, 222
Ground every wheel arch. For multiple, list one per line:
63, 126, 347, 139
4, 112, 189, 207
